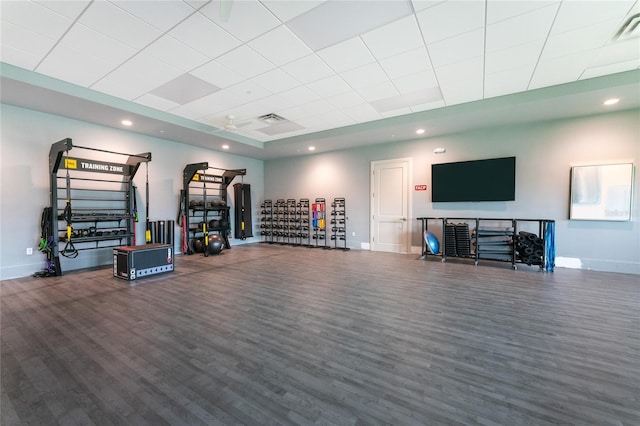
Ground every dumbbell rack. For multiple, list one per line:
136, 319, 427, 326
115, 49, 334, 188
297, 198, 311, 247
259, 200, 274, 243
274, 199, 286, 244
330, 197, 349, 250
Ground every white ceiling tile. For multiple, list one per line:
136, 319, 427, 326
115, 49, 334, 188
434, 56, 484, 93
486, 1, 559, 25
361, 14, 423, 60
200, 0, 281, 42
261, 0, 324, 23
392, 69, 439, 94
485, 4, 558, 53
135, 93, 181, 111
277, 85, 321, 107
79, 1, 161, 50
325, 91, 365, 109
35, 0, 90, 20
171, 90, 243, 119
485, 39, 545, 75
317, 37, 375, 73
58, 24, 137, 67
224, 80, 273, 104
145, 35, 210, 73
1, 1, 72, 40
92, 53, 184, 100
485, 65, 535, 98
150, 74, 221, 105
439, 80, 483, 106
217, 45, 275, 79
37, 45, 115, 87
551, 0, 637, 35
341, 103, 381, 122
250, 68, 300, 94
416, 1, 485, 45
428, 28, 484, 68
307, 75, 352, 97
410, 99, 445, 112
112, 0, 196, 31
370, 88, 441, 113
248, 25, 311, 66
281, 54, 334, 84
543, 19, 626, 61
190, 60, 244, 89
581, 58, 640, 79
356, 81, 399, 102
587, 38, 640, 69
379, 47, 431, 80
530, 49, 599, 89
340, 62, 389, 90
170, 12, 241, 59
0, 19, 56, 69
297, 99, 335, 117
380, 107, 413, 118
286, 0, 413, 51
274, 105, 308, 121
411, 0, 446, 13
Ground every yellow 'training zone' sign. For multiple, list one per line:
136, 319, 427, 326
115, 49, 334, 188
64, 158, 78, 169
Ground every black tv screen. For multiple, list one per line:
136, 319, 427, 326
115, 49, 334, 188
431, 157, 516, 202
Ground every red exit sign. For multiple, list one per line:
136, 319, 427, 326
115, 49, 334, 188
414, 184, 428, 191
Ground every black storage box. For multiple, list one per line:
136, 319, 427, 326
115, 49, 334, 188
113, 243, 174, 281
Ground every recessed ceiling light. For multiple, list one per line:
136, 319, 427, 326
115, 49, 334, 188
416, 128, 425, 135
222, 144, 229, 150
121, 119, 132, 126
603, 98, 620, 106
308, 146, 316, 151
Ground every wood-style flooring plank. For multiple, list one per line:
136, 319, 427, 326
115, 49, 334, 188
2, 244, 639, 425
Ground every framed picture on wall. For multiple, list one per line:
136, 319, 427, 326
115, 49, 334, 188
569, 163, 634, 221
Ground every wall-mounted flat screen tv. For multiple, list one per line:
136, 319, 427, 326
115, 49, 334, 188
431, 156, 516, 202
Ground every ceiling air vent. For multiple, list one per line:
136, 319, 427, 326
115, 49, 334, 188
258, 113, 287, 124
613, 12, 640, 41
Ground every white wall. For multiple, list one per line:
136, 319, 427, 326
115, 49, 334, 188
0, 104, 264, 279
265, 109, 640, 274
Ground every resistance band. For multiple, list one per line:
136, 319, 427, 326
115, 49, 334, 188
202, 170, 209, 257
61, 150, 78, 258
240, 175, 246, 240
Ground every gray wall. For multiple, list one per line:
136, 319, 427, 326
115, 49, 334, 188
265, 109, 640, 274
0, 104, 264, 280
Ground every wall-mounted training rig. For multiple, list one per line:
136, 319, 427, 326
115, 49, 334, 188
46, 138, 151, 276
180, 162, 245, 256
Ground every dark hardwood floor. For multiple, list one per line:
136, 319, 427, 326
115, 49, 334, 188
2, 244, 639, 425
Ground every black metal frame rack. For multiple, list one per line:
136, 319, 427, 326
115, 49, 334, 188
259, 200, 274, 243
48, 138, 151, 275
417, 217, 555, 271
330, 197, 349, 250
181, 162, 245, 253
311, 198, 327, 248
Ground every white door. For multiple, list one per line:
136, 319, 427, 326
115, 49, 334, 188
371, 158, 411, 253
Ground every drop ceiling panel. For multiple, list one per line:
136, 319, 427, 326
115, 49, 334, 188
261, 0, 324, 22
280, 54, 334, 84
79, 1, 161, 50
1, 1, 72, 40
135, 93, 181, 111
325, 91, 365, 109
169, 12, 241, 59
200, 0, 281, 42
150, 73, 220, 105
190, 60, 244, 89
317, 37, 375, 74
286, 0, 413, 51
37, 45, 114, 87
216, 45, 275, 79
224, 80, 273, 105
0, 20, 56, 69
277, 85, 321, 107
485, 65, 534, 98
485, 4, 558, 53
361, 14, 424, 60
435, 56, 484, 103
248, 25, 311, 66
170, 90, 243, 120
410, 0, 446, 13
379, 47, 431, 80
530, 50, 599, 89
112, 0, 196, 32
340, 62, 389, 90
356, 81, 400, 102
486, 1, 559, 25
428, 28, 484, 68
145, 35, 210, 73
582, 59, 640, 79
341, 103, 380, 122
550, 0, 637, 35
306, 75, 352, 98
410, 99, 446, 113
92, 53, 184, 100
485, 39, 545, 75
60, 24, 137, 68
392, 69, 439, 94
542, 20, 621, 60
416, 1, 485, 45
35, 0, 90, 20
250, 68, 300, 94
586, 38, 640, 69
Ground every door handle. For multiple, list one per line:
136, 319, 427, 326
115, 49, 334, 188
401, 218, 407, 221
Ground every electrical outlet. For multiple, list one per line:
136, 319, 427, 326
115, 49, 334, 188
26, 247, 33, 255
352, 232, 356, 237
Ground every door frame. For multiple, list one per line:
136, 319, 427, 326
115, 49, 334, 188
370, 157, 413, 253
